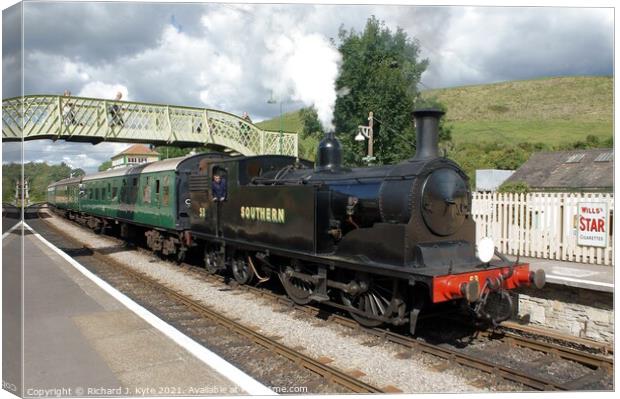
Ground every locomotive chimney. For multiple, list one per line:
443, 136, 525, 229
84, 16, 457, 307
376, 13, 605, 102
412, 108, 445, 161
315, 132, 342, 172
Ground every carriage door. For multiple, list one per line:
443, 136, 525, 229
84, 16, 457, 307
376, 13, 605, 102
154, 178, 161, 213
188, 163, 216, 235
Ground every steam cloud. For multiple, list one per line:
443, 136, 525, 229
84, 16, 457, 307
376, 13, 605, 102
201, 4, 342, 131
262, 31, 341, 131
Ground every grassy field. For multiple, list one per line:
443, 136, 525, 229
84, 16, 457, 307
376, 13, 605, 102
256, 75, 613, 154
422, 76, 613, 146
255, 111, 304, 133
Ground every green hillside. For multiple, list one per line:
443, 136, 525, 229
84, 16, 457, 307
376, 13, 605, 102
255, 111, 304, 133
422, 76, 613, 146
256, 76, 612, 147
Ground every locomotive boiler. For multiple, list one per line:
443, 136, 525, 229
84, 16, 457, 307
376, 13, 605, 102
186, 108, 546, 333
48, 107, 545, 335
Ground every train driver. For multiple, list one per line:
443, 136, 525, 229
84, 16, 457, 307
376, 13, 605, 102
211, 173, 227, 202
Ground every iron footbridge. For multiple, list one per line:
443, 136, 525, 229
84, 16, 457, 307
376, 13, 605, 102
2, 95, 298, 156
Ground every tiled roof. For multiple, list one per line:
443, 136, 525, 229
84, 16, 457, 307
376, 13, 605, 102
504, 148, 613, 191
113, 144, 159, 157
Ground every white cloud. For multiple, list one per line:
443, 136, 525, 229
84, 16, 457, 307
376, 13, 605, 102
14, 141, 132, 173
262, 31, 340, 130
13, 3, 613, 171
78, 81, 129, 100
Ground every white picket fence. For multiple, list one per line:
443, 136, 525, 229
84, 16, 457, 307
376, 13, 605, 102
472, 192, 614, 266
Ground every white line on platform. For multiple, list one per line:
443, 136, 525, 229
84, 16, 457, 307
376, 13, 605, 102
23, 222, 276, 396
546, 273, 614, 288
2, 220, 22, 241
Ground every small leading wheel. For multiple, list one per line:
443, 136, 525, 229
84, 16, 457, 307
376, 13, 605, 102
231, 257, 253, 285
341, 275, 402, 328
279, 265, 315, 305
204, 248, 222, 274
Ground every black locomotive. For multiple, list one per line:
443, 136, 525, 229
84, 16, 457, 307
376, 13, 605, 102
48, 108, 545, 334
186, 108, 545, 333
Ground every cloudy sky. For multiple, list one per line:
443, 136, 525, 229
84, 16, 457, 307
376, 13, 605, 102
2, 1, 614, 172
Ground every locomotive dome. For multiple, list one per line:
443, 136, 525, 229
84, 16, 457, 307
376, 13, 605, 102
46, 103, 543, 337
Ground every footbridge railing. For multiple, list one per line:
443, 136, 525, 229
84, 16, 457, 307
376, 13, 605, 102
2, 95, 298, 156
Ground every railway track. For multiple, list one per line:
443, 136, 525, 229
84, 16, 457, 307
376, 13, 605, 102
27, 210, 383, 394
33, 206, 613, 392
183, 265, 613, 391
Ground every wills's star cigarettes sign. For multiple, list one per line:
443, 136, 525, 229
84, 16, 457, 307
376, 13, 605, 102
577, 202, 608, 248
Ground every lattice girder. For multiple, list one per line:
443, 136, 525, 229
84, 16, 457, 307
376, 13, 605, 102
2, 95, 298, 157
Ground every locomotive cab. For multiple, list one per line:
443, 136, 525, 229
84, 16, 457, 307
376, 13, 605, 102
185, 107, 545, 334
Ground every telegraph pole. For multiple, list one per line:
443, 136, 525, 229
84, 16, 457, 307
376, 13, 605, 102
367, 111, 374, 159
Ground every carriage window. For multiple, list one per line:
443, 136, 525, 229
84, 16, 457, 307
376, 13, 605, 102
88, 188, 93, 199
162, 176, 170, 206
95, 188, 99, 200
112, 187, 118, 200
121, 179, 127, 203
155, 179, 160, 194
102, 188, 106, 200
133, 177, 138, 186
143, 179, 151, 204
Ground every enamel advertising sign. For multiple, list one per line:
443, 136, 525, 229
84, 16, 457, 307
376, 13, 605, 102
577, 202, 608, 247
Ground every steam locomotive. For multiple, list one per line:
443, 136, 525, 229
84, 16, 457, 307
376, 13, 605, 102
48, 108, 545, 334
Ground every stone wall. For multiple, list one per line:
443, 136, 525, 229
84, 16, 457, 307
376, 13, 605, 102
511, 284, 613, 344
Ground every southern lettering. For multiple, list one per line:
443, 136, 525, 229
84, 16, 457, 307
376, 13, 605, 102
240, 206, 285, 224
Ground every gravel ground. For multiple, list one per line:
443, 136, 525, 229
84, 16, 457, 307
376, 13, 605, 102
42, 212, 490, 393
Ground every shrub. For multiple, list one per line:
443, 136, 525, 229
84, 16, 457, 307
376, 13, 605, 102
498, 181, 530, 193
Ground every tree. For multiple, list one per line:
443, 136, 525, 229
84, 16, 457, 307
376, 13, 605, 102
98, 161, 112, 171
299, 107, 324, 138
296, 107, 324, 161
3, 162, 75, 203
71, 168, 86, 177
155, 146, 193, 160
334, 16, 428, 165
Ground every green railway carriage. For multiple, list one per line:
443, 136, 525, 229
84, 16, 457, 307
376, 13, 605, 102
47, 176, 81, 211
79, 162, 179, 230
48, 152, 232, 259
77, 153, 229, 231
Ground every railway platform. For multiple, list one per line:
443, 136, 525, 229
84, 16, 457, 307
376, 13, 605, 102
513, 256, 613, 293
2, 223, 273, 397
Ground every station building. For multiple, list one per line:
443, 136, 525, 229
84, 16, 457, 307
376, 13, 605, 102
110, 144, 160, 169
502, 148, 613, 192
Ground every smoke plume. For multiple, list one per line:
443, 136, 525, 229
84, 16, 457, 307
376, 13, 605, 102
262, 30, 341, 131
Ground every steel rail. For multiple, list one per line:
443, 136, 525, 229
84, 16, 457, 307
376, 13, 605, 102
208, 269, 614, 371
177, 265, 613, 391
499, 320, 614, 356
37, 206, 613, 392
34, 212, 384, 394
